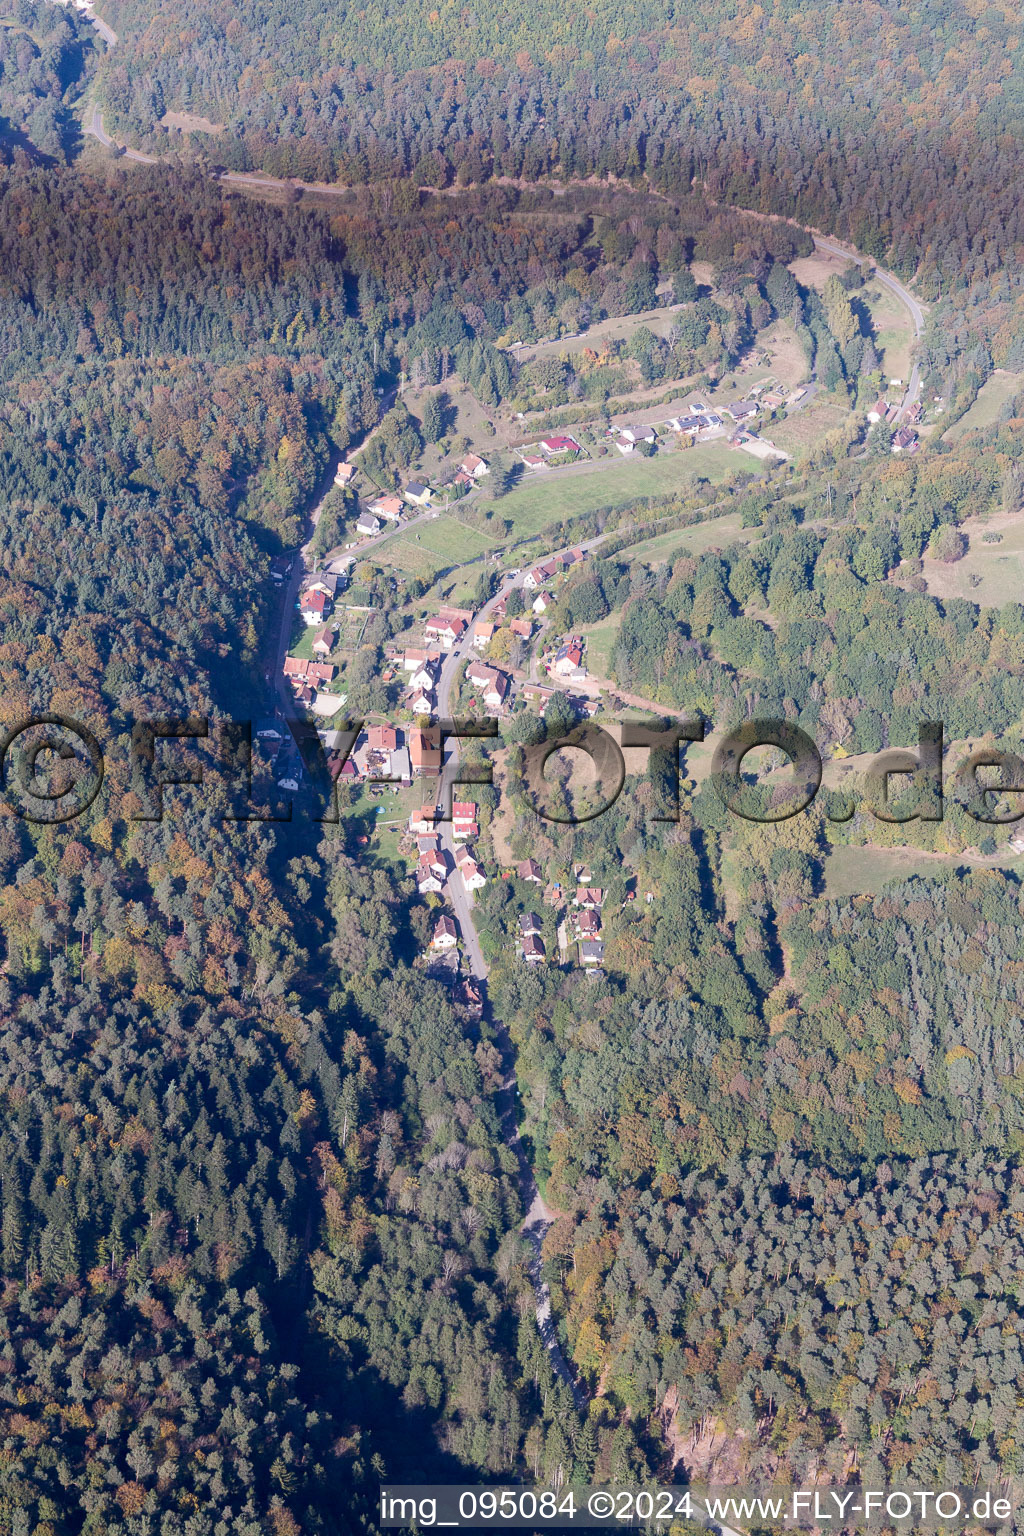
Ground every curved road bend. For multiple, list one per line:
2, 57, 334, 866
811, 235, 926, 424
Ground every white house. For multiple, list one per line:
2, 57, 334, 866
466, 660, 495, 689
453, 801, 478, 841
619, 424, 656, 445
369, 493, 404, 522
483, 674, 509, 711
416, 857, 444, 895
424, 616, 465, 649
300, 590, 330, 626
460, 859, 487, 892
408, 663, 436, 692
666, 415, 703, 435
459, 453, 489, 479
356, 513, 381, 536
432, 915, 458, 950
725, 400, 758, 422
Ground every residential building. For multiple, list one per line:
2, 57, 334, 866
424, 615, 466, 649
892, 428, 919, 453
473, 621, 496, 649
666, 414, 703, 435
334, 462, 355, 487
867, 399, 889, 424
453, 802, 478, 840
575, 886, 604, 909
369, 493, 404, 522
510, 617, 533, 640
368, 725, 398, 753
432, 915, 458, 950
312, 626, 336, 656
539, 435, 581, 455
300, 589, 329, 625
459, 453, 489, 479
407, 690, 433, 715
409, 806, 438, 835
619, 424, 656, 445
416, 857, 444, 895
517, 859, 543, 883
356, 513, 381, 536
532, 591, 554, 614
577, 909, 601, 938
579, 940, 605, 966
725, 400, 758, 421
409, 727, 442, 775
408, 663, 436, 692
519, 912, 542, 937
521, 933, 546, 963
552, 642, 585, 678
466, 660, 495, 688
404, 481, 433, 507
402, 646, 430, 670
459, 859, 487, 892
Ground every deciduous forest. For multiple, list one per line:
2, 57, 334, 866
0, 0, 1023, 1528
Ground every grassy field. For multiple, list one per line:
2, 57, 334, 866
578, 615, 621, 678
617, 509, 750, 565
788, 251, 848, 292
920, 511, 1024, 606
507, 298, 679, 365
821, 843, 1024, 899
380, 514, 497, 576
771, 398, 854, 459
478, 443, 737, 538
859, 280, 914, 381
943, 370, 1023, 441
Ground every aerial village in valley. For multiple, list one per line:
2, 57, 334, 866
260, 246, 932, 993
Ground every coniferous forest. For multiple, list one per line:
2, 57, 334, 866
0, 0, 1024, 1530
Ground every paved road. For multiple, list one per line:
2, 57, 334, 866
811, 235, 925, 424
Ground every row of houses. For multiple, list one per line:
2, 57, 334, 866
356, 455, 490, 538
510, 880, 606, 969
396, 644, 443, 715
522, 546, 586, 590
867, 396, 921, 453
411, 799, 489, 901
